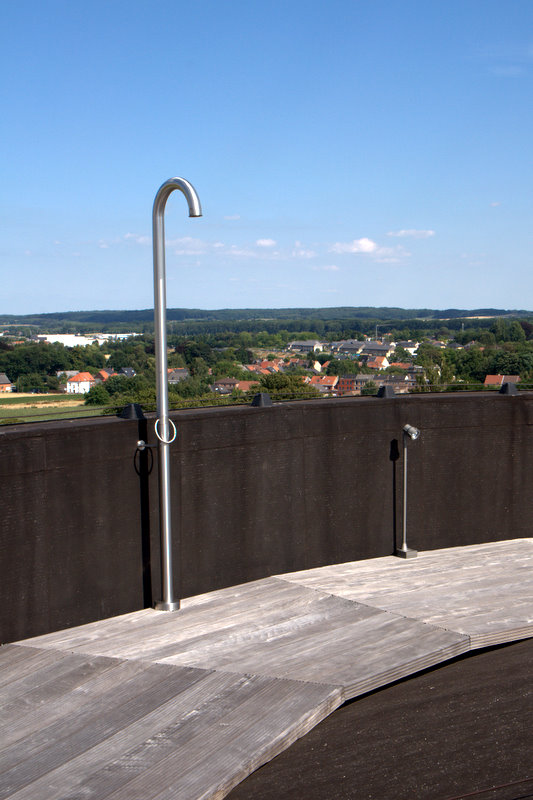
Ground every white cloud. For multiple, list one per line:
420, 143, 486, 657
312, 264, 340, 272
98, 240, 109, 249
329, 237, 411, 263
292, 246, 316, 259
330, 237, 378, 254
228, 245, 257, 258
373, 245, 410, 263
387, 229, 435, 239
256, 238, 276, 247
166, 238, 283, 260
224, 214, 241, 220
490, 201, 501, 207
124, 233, 150, 245
167, 236, 209, 255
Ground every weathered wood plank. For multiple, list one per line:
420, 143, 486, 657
93, 677, 341, 800
1, 655, 152, 750
0, 647, 70, 689
17, 581, 469, 698
19, 579, 325, 659
1, 649, 115, 707
3, 672, 340, 800
0, 662, 210, 797
277, 539, 533, 646
157, 600, 468, 698
17, 608, 157, 653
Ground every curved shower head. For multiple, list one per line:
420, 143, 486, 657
153, 177, 202, 218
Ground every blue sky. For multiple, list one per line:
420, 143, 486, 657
2, 0, 532, 314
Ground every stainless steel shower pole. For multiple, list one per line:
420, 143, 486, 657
395, 424, 420, 559
152, 178, 202, 611
401, 436, 409, 553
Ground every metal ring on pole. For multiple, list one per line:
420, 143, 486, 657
154, 417, 177, 445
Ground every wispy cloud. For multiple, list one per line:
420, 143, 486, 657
373, 246, 410, 264
330, 237, 410, 264
94, 232, 150, 250
490, 201, 501, 207
124, 232, 150, 245
292, 245, 316, 258
228, 245, 258, 258
167, 236, 210, 255
95, 230, 414, 268
330, 237, 378, 254
489, 65, 525, 77
472, 42, 533, 77
387, 229, 435, 239
165, 237, 284, 260
224, 214, 241, 220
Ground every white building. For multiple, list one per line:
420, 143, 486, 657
66, 372, 96, 394
37, 333, 137, 347
287, 340, 324, 353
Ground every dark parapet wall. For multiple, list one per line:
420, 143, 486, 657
1, 392, 532, 643
0, 416, 150, 644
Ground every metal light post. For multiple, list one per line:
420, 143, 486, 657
395, 423, 420, 559
152, 177, 202, 611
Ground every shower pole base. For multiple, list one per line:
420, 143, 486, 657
395, 547, 418, 559
154, 600, 181, 612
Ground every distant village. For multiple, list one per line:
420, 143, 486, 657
0, 327, 524, 400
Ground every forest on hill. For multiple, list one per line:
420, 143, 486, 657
1, 306, 532, 337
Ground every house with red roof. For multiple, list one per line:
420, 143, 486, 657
66, 372, 96, 394
309, 375, 339, 395
95, 369, 117, 383
258, 360, 281, 372
0, 373, 14, 392
483, 374, 520, 388
235, 380, 260, 393
211, 378, 260, 395
366, 356, 389, 370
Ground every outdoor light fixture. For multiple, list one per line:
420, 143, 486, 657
395, 423, 421, 559
152, 178, 202, 611
403, 423, 420, 440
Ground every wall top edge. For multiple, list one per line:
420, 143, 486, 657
1, 390, 532, 439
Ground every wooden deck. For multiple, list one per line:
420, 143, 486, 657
1, 539, 532, 799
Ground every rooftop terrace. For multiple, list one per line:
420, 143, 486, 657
2, 539, 532, 799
